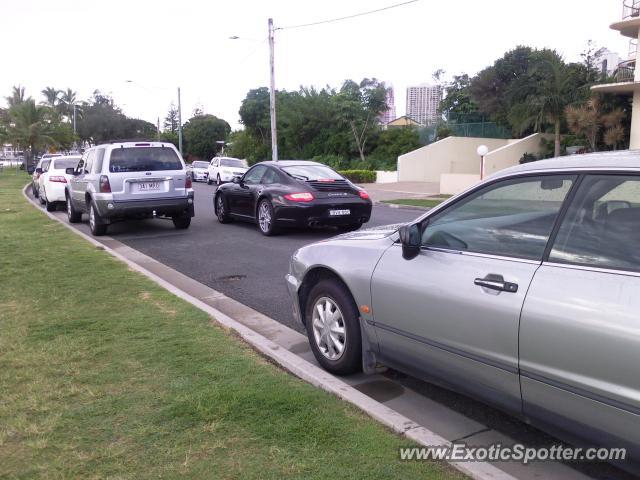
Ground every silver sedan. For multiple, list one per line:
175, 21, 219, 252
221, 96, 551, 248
286, 151, 640, 469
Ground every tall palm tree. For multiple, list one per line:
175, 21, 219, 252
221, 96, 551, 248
508, 55, 575, 157
59, 88, 79, 119
5, 85, 28, 107
7, 100, 56, 164
41, 87, 60, 108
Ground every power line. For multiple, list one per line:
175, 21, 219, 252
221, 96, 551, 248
277, 0, 419, 31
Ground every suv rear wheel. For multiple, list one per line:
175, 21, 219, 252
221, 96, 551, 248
89, 202, 107, 236
172, 215, 191, 229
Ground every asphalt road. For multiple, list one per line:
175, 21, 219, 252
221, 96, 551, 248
53, 181, 423, 332
30, 182, 635, 479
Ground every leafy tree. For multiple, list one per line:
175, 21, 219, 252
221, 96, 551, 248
76, 90, 155, 144
5, 85, 28, 107
368, 127, 420, 168
6, 100, 56, 163
334, 78, 387, 161
440, 73, 478, 118
508, 52, 576, 156
182, 114, 230, 160
41, 87, 60, 108
163, 102, 179, 133
239, 87, 271, 146
58, 88, 79, 120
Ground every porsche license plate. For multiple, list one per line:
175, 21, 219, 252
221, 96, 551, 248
329, 209, 350, 216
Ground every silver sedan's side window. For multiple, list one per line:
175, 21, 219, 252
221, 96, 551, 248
549, 174, 640, 272
422, 175, 576, 260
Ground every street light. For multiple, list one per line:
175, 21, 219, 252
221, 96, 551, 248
476, 145, 489, 180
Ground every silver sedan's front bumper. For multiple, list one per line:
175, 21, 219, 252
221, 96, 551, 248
285, 273, 302, 324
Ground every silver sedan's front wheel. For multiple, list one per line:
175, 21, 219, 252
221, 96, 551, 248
311, 297, 347, 360
305, 280, 362, 375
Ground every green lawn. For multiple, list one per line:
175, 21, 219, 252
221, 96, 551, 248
382, 197, 451, 208
0, 170, 461, 479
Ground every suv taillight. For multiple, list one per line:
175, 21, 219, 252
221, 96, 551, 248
99, 175, 111, 193
185, 176, 192, 188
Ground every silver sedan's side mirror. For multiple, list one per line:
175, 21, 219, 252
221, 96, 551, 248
398, 222, 423, 260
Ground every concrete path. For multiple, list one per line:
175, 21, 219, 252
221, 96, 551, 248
359, 181, 441, 202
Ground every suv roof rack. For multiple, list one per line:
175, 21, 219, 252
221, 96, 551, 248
97, 138, 166, 145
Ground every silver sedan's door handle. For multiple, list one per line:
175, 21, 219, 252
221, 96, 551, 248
474, 274, 518, 293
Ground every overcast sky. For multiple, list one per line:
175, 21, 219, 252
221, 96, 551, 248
1, 0, 627, 129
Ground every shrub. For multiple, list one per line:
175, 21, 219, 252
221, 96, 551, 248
339, 170, 376, 183
519, 152, 538, 164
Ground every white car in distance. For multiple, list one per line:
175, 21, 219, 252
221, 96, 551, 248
38, 155, 82, 211
207, 157, 249, 186
190, 161, 210, 182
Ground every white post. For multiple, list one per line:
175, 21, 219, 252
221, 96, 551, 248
268, 18, 278, 161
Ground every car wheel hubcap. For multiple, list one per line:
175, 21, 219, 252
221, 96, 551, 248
311, 296, 346, 360
67, 199, 72, 216
217, 175, 221, 186
217, 196, 224, 218
258, 202, 271, 232
89, 206, 95, 230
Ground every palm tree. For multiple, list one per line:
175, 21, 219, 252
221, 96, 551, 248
41, 87, 60, 108
7, 100, 56, 164
5, 85, 28, 107
59, 88, 79, 119
508, 55, 575, 157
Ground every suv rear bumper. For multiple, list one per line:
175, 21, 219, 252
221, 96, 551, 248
95, 194, 194, 222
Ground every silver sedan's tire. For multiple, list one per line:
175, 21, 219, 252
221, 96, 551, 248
305, 279, 362, 375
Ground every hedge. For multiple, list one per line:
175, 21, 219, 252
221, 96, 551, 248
338, 170, 376, 183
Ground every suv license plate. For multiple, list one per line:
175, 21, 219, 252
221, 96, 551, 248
329, 209, 350, 216
136, 181, 161, 191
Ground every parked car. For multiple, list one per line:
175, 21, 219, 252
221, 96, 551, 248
214, 161, 372, 235
65, 141, 194, 236
190, 161, 210, 182
37, 155, 82, 211
207, 157, 248, 186
286, 152, 640, 468
30, 158, 52, 198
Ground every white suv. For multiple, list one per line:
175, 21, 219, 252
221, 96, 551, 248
65, 141, 194, 236
207, 157, 248, 186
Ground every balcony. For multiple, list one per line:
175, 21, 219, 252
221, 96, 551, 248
623, 0, 640, 19
615, 59, 636, 82
630, 39, 638, 59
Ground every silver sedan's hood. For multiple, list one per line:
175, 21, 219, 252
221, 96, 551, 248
334, 223, 406, 240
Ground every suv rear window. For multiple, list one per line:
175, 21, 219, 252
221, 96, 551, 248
109, 147, 182, 173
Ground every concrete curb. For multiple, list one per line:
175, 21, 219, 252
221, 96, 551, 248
22, 184, 517, 480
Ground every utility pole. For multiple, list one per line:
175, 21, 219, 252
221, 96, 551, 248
73, 104, 76, 135
268, 18, 278, 161
157, 116, 160, 140
177, 87, 183, 155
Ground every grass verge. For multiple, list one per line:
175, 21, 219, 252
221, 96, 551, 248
0, 170, 462, 479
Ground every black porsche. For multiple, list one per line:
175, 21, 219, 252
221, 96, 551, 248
213, 160, 372, 235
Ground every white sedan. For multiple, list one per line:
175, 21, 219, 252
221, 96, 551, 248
190, 161, 210, 182
38, 155, 82, 211
207, 157, 248, 186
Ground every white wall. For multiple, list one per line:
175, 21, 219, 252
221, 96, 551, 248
440, 173, 481, 195
398, 137, 510, 182
375, 170, 398, 183
483, 133, 554, 176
